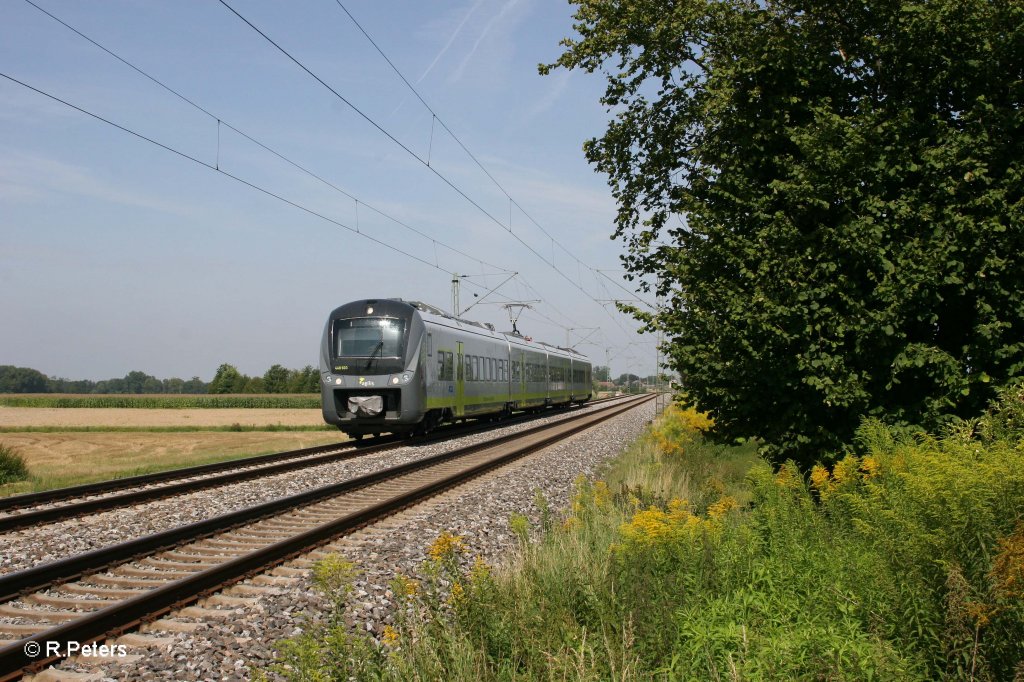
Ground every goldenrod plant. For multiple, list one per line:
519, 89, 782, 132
272, 391, 1024, 679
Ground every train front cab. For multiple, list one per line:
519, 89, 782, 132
320, 299, 427, 438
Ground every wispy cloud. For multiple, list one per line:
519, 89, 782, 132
417, 0, 485, 84
520, 68, 571, 122
451, 0, 522, 82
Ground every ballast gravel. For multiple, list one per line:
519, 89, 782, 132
23, 398, 657, 681
0, 400, 633, 576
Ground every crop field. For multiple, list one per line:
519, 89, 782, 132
0, 394, 321, 408
0, 407, 327, 429
0, 398, 343, 496
0, 431, 344, 496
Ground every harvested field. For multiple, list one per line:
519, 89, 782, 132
0, 407, 325, 428
0, 431, 345, 496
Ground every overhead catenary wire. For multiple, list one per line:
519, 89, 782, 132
0, 71, 492, 295
331, 0, 659, 312
15, 0, 647, 358
217, 0, 655, 325
19, 0, 512, 280
0, 69, 576, 342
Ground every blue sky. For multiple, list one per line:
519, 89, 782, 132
0, 0, 658, 382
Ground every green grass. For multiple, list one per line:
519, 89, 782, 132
0, 431, 346, 497
268, 391, 1024, 681
0, 394, 321, 408
1, 455, 258, 495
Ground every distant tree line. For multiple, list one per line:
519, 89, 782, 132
0, 364, 320, 395
207, 364, 319, 394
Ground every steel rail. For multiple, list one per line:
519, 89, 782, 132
0, 395, 647, 602
0, 398, 618, 530
0, 394, 652, 680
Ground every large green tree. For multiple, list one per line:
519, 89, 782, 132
546, 0, 1023, 463
208, 363, 246, 394
0, 366, 50, 393
262, 364, 290, 394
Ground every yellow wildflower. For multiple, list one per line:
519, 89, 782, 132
832, 456, 859, 485
427, 531, 465, 562
860, 456, 881, 479
381, 625, 400, 647
621, 507, 673, 546
991, 522, 1024, 601
392, 574, 420, 598
469, 555, 491, 583
707, 496, 738, 520
965, 602, 993, 628
449, 581, 465, 606
810, 464, 831, 491
667, 498, 689, 514
562, 516, 581, 531
593, 481, 612, 510
774, 462, 801, 489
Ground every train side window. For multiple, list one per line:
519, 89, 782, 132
488, 358, 495, 381
512, 361, 520, 381
439, 351, 453, 381
427, 333, 433, 357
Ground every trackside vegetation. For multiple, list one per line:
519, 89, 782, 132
270, 389, 1024, 680
0, 444, 29, 486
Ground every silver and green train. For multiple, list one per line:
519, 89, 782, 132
319, 298, 592, 439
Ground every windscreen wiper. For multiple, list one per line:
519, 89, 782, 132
365, 340, 384, 369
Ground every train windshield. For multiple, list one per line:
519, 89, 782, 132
333, 317, 406, 358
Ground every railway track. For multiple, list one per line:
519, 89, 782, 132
0, 396, 623, 532
0, 394, 652, 680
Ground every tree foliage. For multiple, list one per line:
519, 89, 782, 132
0, 366, 49, 393
546, 0, 1024, 464
208, 363, 245, 394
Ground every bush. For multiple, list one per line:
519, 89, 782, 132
0, 444, 29, 485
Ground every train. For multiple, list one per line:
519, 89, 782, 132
319, 298, 592, 439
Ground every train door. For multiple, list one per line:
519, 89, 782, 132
455, 341, 465, 418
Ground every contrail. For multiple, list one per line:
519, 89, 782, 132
417, 0, 484, 84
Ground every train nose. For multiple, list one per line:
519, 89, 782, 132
348, 395, 384, 417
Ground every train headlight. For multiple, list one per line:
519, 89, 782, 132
402, 373, 411, 383
390, 376, 400, 385
322, 374, 333, 384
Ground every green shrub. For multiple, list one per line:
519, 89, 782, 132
0, 444, 29, 485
